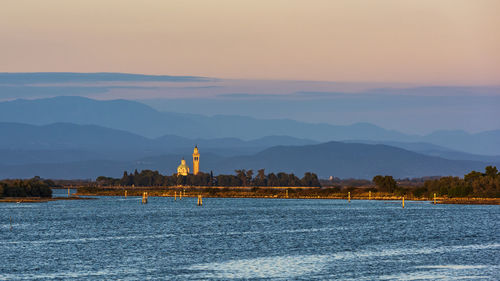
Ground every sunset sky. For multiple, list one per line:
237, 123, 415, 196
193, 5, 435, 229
1, 0, 499, 85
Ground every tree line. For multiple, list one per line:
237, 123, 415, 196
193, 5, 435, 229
371, 166, 500, 198
422, 166, 500, 198
97, 169, 321, 187
0, 177, 53, 198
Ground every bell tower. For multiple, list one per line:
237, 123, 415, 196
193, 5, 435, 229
192, 145, 200, 175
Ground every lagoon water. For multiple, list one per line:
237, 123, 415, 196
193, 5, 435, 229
1, 190, 499, 280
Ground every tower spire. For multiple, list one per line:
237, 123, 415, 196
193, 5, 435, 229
193, 145, 200, 175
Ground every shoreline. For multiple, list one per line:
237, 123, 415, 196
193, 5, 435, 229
4, 193, 499, 205
75, 187, 500, 205
436, 198, 500, 205
0, 196, 97, 203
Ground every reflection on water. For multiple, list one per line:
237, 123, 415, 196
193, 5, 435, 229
188, 254, 329, 279
0, 197, 499, 280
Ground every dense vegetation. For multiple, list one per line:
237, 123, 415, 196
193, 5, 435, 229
422, 166, 500, 198
367, 166, 500, 198
96, 169, 321, 187
0, 177, 53, 198
86, 166, 500, 199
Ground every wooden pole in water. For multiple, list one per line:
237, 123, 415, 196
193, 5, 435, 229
180, 190, 182, 200
125, 190, 127, 198
369, 191, 371, 200
434, 193, 436, 205
174, 191, 177, 201
286, 189, 289, 199
68, 187, 70, 197
197, 195, 202, 206
402, 196, 405, 208
348, 192, 351, 203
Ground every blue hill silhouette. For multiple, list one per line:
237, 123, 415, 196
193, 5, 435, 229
0, 96, 498, 155
0, 122, 496, 179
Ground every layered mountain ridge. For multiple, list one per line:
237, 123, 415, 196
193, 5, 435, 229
0, 122, 497, 179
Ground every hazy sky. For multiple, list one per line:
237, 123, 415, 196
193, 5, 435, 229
1, 0, 499, 85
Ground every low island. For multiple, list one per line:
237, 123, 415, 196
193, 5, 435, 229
3, 166, 498, 205
74, 166, 500, 205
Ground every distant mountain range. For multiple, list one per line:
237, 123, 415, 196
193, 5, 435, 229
1, 122, 498, 163
0, 122, 317, 163
0, 96, 499, 155
0, 122, 496, 179
344, 140, 500, 163
0, 96, 409, 141
0, 96, 498, 179
0, 140, 490, 179
216, 142, 488, 179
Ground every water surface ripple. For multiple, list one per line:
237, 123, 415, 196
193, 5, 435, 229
1, 192, 499, 280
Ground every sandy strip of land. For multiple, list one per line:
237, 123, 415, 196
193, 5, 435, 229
75, 187, 499, 205
0, 197, 97, 203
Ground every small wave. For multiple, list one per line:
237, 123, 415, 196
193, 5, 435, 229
187, 254, 329, 279
183, 244, 500, 279
0, 268, 141, 280
415, 265, 488, 270
1, 226, 344, 245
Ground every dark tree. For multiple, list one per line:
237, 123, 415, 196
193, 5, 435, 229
301, 172, 321, 187
235, 169, 247, 186
485, 166, 499, 178
372, 175, 397, 193
254, 169, 267, 186
267, 173, 279, 186
246, 170, 254, 186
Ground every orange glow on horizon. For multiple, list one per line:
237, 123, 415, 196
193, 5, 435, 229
0, 0, 499, 85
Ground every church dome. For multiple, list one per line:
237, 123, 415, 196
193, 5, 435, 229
177, 159, 190, 176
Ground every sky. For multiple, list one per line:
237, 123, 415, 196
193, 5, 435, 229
1, 0, 499, 85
